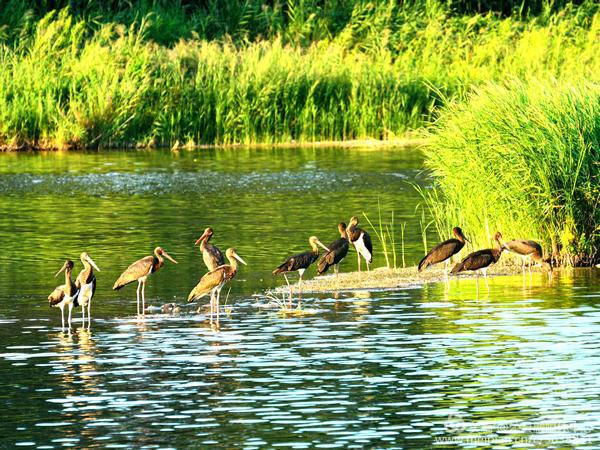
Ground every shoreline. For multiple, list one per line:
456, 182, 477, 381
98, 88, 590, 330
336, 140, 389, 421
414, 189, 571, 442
0, 136, 427, 153
274, 265, 550, 294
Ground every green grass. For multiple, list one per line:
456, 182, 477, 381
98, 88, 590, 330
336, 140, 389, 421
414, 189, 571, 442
423, 78, 600, 266
0, 2, 599, 148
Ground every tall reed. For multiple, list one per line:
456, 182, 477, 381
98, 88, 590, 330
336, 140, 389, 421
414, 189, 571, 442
423, 79, 600, 266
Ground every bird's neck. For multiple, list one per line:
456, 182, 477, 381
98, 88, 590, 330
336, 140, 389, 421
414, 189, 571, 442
65, 269, 74, 289
310, 244, 319, 254
228, 257, 238, 271
81, 261, 93, 280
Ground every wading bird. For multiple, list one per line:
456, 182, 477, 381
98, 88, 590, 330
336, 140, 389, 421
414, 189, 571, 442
318, 222, 349, 276
451, 232, 508, 280
498, 234, 552, 272
187, 248, 247, 319
347, 216, 373, 272
273, 236, 330, 295
113, 247, 178, 316
48, 260, 79, 330
194, 227, 225, 271
75, 252, 100, 328
419, 227, 469, 273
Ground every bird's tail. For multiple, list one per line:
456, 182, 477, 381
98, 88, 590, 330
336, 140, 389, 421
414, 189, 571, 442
317, 257, 330, 275
450, 261, 463, 275
272, 263, 287, 276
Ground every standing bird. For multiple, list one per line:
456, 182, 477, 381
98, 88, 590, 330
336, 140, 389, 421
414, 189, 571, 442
187, 248, 247, 319
419, 227, 469, 273
113, 247, 178, 316
347, 216, 373, 272
194, 227, 225, 271
451, 232, 508, 279
498, 234, 552, 272
75, 252, 100, 328
273, 236, 330, 292
318, 222, 349, 276
48, 260, 79, 330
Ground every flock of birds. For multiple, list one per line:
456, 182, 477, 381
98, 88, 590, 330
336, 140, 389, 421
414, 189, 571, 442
48, 216, 550, 329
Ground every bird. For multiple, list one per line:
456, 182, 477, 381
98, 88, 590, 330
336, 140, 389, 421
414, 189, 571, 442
194, 227, 225, 271
273, 236, 330, 293
347, 216, 373, 272
498, 234, 552, 272
318, 222, 349, 276
451, 231, 508, 279
419, 227, 469, 273
75, 252, 100, 328
48, 260, 79, 330
113, 247, 178, 316
187, 248, 247, 320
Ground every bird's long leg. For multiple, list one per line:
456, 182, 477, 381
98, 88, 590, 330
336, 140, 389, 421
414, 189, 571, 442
216, 285, 223, 322
136, 280, 142, 316
481, 268, 489, 291
141, 280, 146, 316
88, 300, 91, 329
444, 259, 450, 278
357, 253, 361, 273
60, 305, 65, 331
284, 274, 292, 308
82, 305, 85, 324
68, 302, 73, 329
335, 264, 339, 277
366, 260, 370, 272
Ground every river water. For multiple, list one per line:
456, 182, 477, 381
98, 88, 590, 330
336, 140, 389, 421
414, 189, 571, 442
0, 148, 599, 448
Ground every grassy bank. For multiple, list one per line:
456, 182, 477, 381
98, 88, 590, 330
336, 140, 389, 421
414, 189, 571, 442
423, 79, 600, 266
0, 2, 599, 149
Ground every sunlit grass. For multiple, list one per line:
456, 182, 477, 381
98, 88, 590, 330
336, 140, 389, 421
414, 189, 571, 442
423, 79, 600, 266
0, 3, 599, 148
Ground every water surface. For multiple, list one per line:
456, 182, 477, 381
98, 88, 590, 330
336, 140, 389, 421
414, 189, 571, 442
1, 148, 599, 448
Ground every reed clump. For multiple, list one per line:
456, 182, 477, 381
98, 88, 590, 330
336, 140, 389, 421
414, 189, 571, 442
0, 2, 599, 149
423, 79, 600, 266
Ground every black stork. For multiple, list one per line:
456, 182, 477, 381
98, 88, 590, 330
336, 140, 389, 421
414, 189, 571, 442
273, 235, 330, 294
48, 260, 79, 330
498, 234, 552, 272
188, 248, 247, 320
419, 227, 469, 273
347, 216, 373, 272
113, 247, 178, 316
194, 227, 225, 271
75, 252, 100, 328
451, 231, 508, 279
317, 222, 349, 276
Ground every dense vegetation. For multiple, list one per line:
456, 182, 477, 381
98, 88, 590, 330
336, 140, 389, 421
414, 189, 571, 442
423, 80, 600, 265
0, 1, 599, 148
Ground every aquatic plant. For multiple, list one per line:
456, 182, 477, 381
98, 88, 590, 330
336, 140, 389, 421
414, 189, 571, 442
423, 78, 600, 266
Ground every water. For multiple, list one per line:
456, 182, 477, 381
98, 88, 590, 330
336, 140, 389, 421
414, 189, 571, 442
1, 148, 599, 448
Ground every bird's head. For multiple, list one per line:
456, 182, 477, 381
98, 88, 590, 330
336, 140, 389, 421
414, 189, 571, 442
453, 227, 470, 243
226, 248, 247, 266
55, 260, 74, 277
349, 216, 359, 227
338, 222, 347, 237
194, 227, 213, 246
309, 236, 330, 252
80, 252, 101, 271
156, 247, 178, 264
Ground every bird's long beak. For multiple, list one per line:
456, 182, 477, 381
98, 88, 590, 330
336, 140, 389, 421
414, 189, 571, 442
86, 255, 101, 272
233, 253, 247, 266
316, 240, 330, 252
194, 230, 210, 246
54, 262, 67, 278
464, 236, 471, 244
163, 251, 178, 264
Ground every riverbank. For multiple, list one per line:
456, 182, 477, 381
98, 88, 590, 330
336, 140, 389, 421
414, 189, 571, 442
274, 264, 539, 294
0, 136, 427, 152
